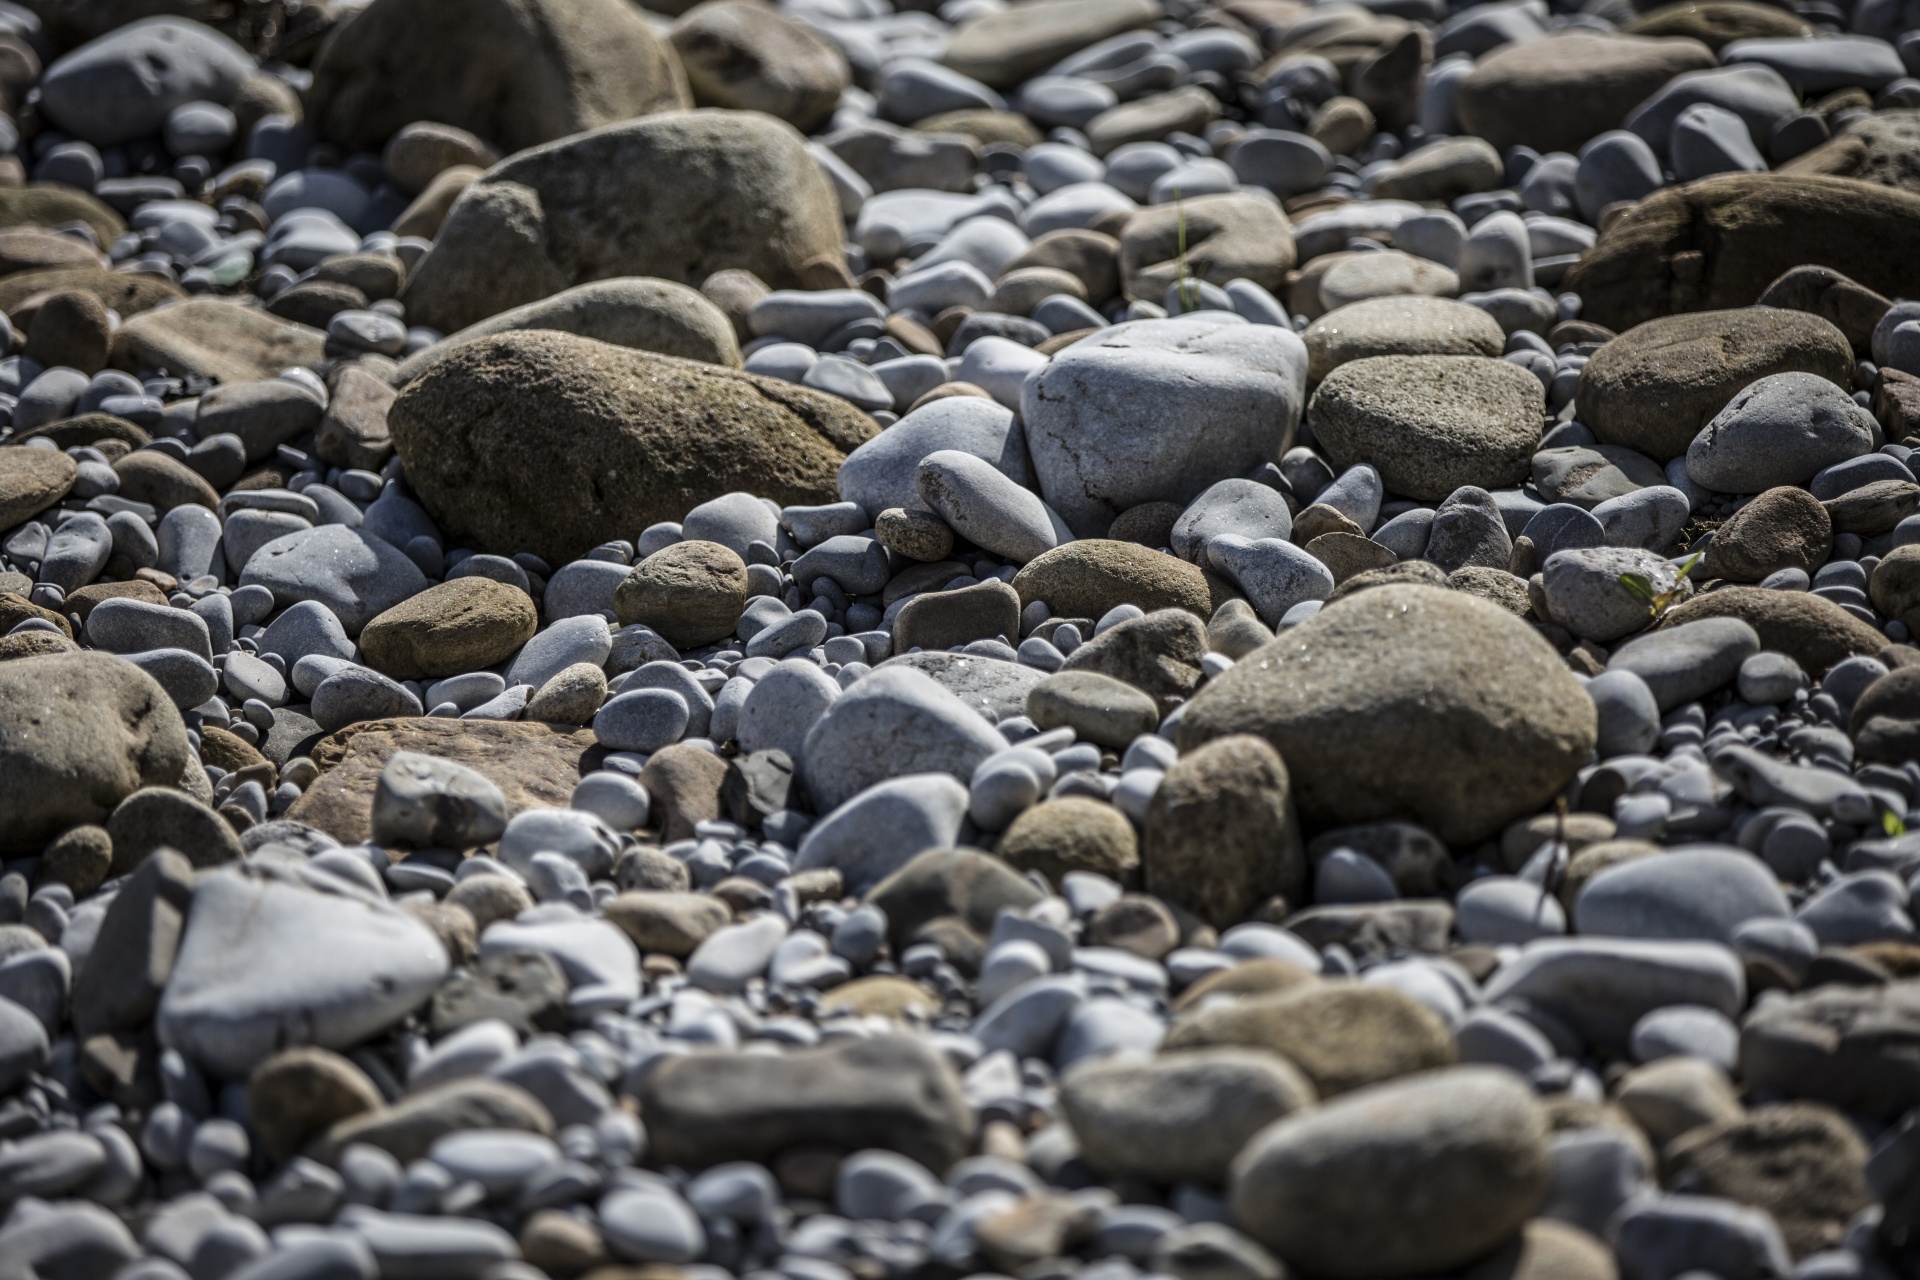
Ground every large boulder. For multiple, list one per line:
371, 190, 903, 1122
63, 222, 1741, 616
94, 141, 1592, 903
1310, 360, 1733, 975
1022, 316, 1308, 537
1455, 33, 1717, 154
401, 111, 844, 334
1177, 585, 1595, 845
395, 278, 743, 386
306, 0, 690, 154
388, 330, 876, 565
1577, 307, 1854, 462
1566, 174, 1920, 333
0, 651, 192, 855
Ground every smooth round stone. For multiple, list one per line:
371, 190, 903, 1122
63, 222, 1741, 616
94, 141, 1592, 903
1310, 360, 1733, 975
505, 615, 612, 691
239, 524, 429, 636
1456, 875, 1567, 944
571, 771, 651, 830
748, 290, 885, 346
428, 1130, 562, 1194
1607, 617, 1761, 711
1023, 142, 1106, 195
1586, 668, 1660, 758
1229, 129, 1331, 198
1205, 536, 1335, 627
1020, 77, 1119, 130
681, 492, 780, 558
593, 689, 690, 753
1540, 547, 1688, 643
1591, 486, 1691, 551
311, 665, 424, 732
1796, 871, 1916, 946
1736, 651, 1805, 704
1686, 372, 1877, 494
737, 659, 840, 761
803, 354, 893, 411
1574, 848, 1791, 944
1670, 102, 1766, 181
742, 342, 818, 383
1628, 1004, 1740, 1070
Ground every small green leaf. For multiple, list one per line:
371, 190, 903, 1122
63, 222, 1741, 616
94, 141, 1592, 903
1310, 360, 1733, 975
1673, 552, 1703, 583
1617, 573, 1657, 603
1885, 809, 1908, 838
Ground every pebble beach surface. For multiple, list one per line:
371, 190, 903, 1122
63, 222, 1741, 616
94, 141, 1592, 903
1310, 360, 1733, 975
5, 0, 1920, 1278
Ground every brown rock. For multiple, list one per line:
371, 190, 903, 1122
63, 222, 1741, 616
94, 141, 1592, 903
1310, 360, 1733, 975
1013, 540, 1216, 622
1658, 585, 1885, 675
402, 112, 843, 334
671, 0, 849, 133
612, 541, 749, 648
894, 580, 1022, 652
286, 718, 596, 845
112, 299, 326, 386
1456, 33, 1717, 155
1664, 1103, 1872, 1257
1705, 487, 1833, 582
312, 1077, 553, 1165
316, 365, 398, 472
111, 450, 220, 513
1165, 981, 1457, 1096
1577, 307, 1854, 462
1566, 174, 1920, 335
25, 289, 109, 373
383, 122, 501, 195
1179, 585, 1596, 845
389, 331, 875, 565
1825, 479, 1920, 536
1118, 192, 1296, 301
998, 797, 1140, 886
640, 743, 730, 842
1755, 264, 1890, 353
249, 1046, 384, 1164
358, 578, 537, 681
604, 891, 730, 957
1003, 229, 1122, 304
0, 227, 101, 277
307, 0, 688, 154
391, 165, 482, 241
1142, 735, 1306, 929
0, 445, 74, 528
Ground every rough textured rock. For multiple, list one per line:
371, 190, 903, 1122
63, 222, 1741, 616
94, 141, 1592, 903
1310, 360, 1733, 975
1308, 355, 1545, 501
1704, 487, 1832, 582
1141, 734, 1306, 927
670, 0, 849, 133
358, 578, 539, 681
1012, 540, 1219, 620
1168, 981, 1457, 1096
389, 330, 875, 565
1178, 585, 1596, 844
637, 1034, 975, 1170
402, 111, 844, 333
1578, 307, 1854, 462
397, 278, 743, 386
0, 446, 76, 529
1657, 586, 1886, 675
1228, 1067, 1552, 1280
111, 299, 326, 385
1566, 174, 1920, 334
307, 0, 690, 153
286, 718, 598, 845
0, 651, 191, 856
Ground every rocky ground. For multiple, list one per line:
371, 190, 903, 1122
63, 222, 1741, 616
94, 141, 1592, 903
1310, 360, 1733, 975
3, 0, 1920, 1278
